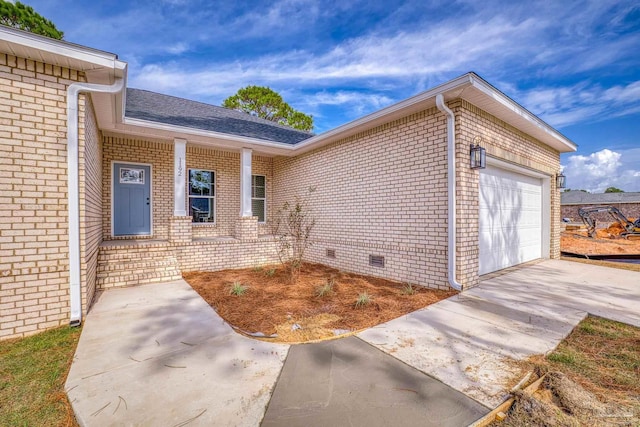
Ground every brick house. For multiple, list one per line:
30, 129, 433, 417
561, 191, 640, 223
0, 27, 577, 340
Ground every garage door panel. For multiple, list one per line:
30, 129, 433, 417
479, 165, 542, 275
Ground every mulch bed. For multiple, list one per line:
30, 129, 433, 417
183, 262, 456, 343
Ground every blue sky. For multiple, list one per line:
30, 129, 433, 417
23, 0, 640, 192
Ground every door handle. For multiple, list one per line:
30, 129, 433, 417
146, 197, 150, 206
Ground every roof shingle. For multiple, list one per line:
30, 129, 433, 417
124, 88, 313, 145
561, 190, 640, 205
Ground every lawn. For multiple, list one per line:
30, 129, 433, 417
0, 326, 81, 427
500, 315, 640, 426
184, 262, 456, 343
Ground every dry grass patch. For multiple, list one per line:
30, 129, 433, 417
184, 262, 455, 343
501, 316, 639, 426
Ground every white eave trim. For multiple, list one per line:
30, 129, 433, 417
113, 73, 577, 157
292, 74, 474, 153
116, 117, 297, 154
0, 26, 125, 73
467, 74, 577, 153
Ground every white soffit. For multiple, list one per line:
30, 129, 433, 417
0, 27, 125, 78
104, 118, 296, 156
461, 75, 576, 153
0, 27, 575, 157
0, 27, 127, 130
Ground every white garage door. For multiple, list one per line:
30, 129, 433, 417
479, 165, 542, 275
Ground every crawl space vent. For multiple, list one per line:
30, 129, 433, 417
326, 249, 336, 258
369, 255, 385, 268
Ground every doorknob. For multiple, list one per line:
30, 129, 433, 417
146, 197, 150, 206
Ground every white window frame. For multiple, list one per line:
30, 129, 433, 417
252, 174, 266, 224
188, 169, 216, 224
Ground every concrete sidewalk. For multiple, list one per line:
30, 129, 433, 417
66, 259, 640, 425
262, 336, 486, 427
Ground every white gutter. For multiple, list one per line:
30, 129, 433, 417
67, 78, 125, 326
435, 94, 463, 291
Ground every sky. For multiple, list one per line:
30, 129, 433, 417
20, 0, 640, 192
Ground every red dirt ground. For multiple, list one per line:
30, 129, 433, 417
183, 263, 456, 343
561, 221, 640, 255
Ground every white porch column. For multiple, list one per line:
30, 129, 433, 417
174, 138, 187, 216
240, 147, 253, 217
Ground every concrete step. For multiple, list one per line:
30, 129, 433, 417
97, 244, 182, 289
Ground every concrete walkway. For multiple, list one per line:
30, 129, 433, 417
66, 259, 640, 426
262, 336, 486, 427
65, 280, 289, 426
358, 259, 640, 407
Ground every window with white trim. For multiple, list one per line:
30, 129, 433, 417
188, 169, 215, 223
251, 175, 266, 223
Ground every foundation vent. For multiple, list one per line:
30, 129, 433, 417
369, 255, 385, 268
326, 249, 336, 258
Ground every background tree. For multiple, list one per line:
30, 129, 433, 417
0, 1, 63, 39
223, 85, 313, 132
604, 186, 624, 193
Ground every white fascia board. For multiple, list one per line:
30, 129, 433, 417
118, 118, 297, 155
0, 26, 124, 73
291, 74, 474, 154
107, 70, 576, 158
467, 74, 577, 153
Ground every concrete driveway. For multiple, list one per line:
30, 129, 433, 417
358, 259, 640, 407
66, 259, 640, 425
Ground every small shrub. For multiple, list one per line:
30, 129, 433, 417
264, 267, 277, 278
316, 278, 335, 297
229, 281, 248, 296
401, 283, 416, 295
272, 187, 316, 283
355, 291, 371, 308
252, 265, 263, 273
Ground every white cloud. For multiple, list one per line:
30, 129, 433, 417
562, 148, 640, 192
298, 90, 396, 119
128, 15, 541, 99
165, 43, 189, 55
305, 91, 394, 108
520, 80, 640, 128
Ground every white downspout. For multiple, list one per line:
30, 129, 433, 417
67, 78, 125, 326
435, 94, 463, 291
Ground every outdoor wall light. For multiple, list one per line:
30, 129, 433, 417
556, 172, 566, 189
470, 143, 486, 169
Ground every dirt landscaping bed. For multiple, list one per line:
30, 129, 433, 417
183, 263, 455, 343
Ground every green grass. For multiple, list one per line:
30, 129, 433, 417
544, 316, 640, 406
0, 326, 81, 427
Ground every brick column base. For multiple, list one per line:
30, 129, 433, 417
169, 216, 193, 244
235, 216, 259, 240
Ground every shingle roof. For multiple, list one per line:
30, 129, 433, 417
124, 88, 313, 145
561, 190, 640, 205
